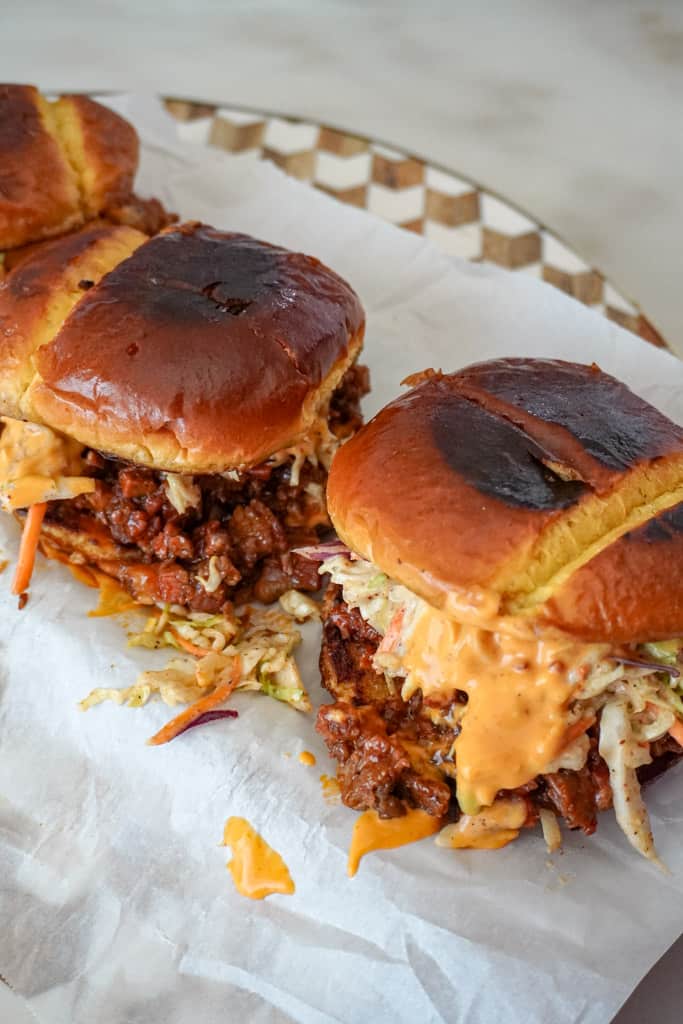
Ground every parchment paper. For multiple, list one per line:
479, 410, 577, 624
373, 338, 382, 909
1, 96, 682, 1024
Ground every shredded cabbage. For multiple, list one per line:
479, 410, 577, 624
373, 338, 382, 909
266, 417, 341, 486
322, 553, 419, 641
641, 639, 683, 667
128, 606, 238, 653
599, 700, 663, 865
163, 473, 201, 514
80, 601, 314, 714
543, 733, 591, 773
196, 555, 223, 594
323, 551, 683, 861
539, 809, 562, 853
279, 589, 320, 622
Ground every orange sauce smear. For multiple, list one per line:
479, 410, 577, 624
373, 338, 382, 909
402, 608, 597, 811
347, 808, 441, 877
320, 773, 341, 804
436, 797, 527, 851
299, 750, 316, 767
222, 817, 295, 900
88, 574, 141, 617
39, 540, 140, 616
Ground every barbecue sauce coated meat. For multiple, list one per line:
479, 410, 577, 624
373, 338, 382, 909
44, 364, 369, 612
316, 584, 683, 829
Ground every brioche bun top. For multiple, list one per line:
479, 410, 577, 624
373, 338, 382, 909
0, 84, 138, 249
327, 359, 683, 642
0, 223, 365, 472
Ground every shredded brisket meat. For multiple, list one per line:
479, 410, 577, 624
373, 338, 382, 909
316, 584, 683, 832
317, 584, 459, 820
328, 363, 370, 437
44, 364, 368, 612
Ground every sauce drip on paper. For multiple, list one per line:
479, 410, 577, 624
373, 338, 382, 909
222, 817, 295, 900
436, 798, 527, 850
347, 808, 441, 877
320, 773, 341, 803
299, 750, 316, 766
88, 574, 141, 617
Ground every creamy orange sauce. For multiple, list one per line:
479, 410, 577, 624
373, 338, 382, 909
347, 808, 441, 877
401, 606, 600, 812
320, 773, 341, 803
39, 539, 139, 613
222, 817, 295, 900
298, 750, 316, 766
443, 584, 503, 629
68, 562, 100, 588
88, 574, 141, 617
436, 797, 527, 850
39, 539, 100, 587
0, 417, 94, 509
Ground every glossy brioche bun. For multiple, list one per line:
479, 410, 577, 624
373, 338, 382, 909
2, 223, 365, 472
327, 360, 683, 643
0, 223, 148, 419
539, 500, 683, 641
0, 84, 138, 250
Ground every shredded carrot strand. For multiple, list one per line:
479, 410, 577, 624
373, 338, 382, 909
669, 719, 683, 748
11, 502, 47, 595
377, 607, 405, 654
148, 655, 242, 746
168, 626, 213, 658
562, 715, 595, 749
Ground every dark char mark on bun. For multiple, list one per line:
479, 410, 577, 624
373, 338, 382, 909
112, 226, 283, 326
7, 225, 114, 298
459, 359, 683, 471
632, 500, 683, 544
430, 393, 588, 510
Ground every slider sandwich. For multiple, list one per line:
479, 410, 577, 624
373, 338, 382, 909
0, 83, 171, 257
315, 359, 683, 860
0, 221, 367, 612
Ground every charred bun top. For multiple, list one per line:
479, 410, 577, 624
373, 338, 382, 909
1, 222, 365, 472
327, 359, 683, 643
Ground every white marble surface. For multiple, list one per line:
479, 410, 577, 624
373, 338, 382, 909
3, 0, 683, 353
1, 2, 682, 1021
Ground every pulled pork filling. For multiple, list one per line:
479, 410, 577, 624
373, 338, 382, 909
316, 553, 683, 860
36, 363, 369, 613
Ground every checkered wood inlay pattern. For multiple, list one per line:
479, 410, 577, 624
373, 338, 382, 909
164, 98, 667, 350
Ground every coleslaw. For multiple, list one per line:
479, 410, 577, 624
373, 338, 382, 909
320, 551, 683, 861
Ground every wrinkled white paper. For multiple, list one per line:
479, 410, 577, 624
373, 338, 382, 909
1, 96, 682, 1024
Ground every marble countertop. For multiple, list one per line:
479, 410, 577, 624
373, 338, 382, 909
1, 1, 681, 1021
3, 0, 683, 355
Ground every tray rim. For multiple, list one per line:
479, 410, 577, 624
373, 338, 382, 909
160, 91, 669, 352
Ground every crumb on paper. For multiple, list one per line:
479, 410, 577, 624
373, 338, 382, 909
543, 858, 576, 891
